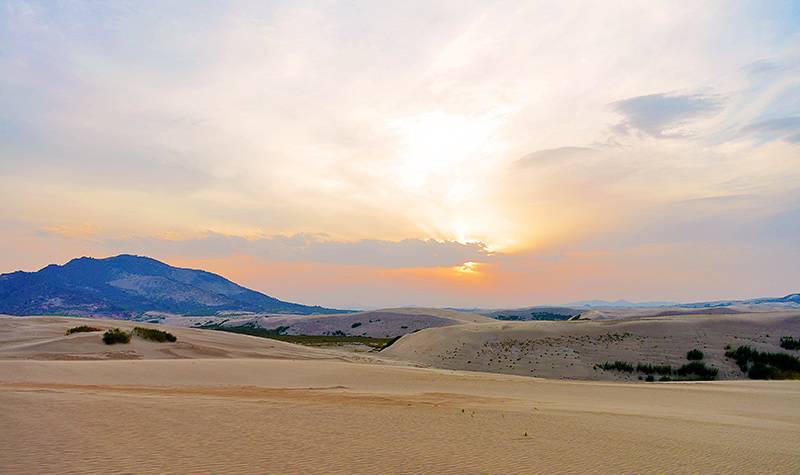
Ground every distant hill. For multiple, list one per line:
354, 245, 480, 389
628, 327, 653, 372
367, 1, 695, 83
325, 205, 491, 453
680, 293, 800, 308
0, 254, 348, 317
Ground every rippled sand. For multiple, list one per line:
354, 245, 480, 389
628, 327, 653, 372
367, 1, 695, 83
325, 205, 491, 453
1, 317, 799, 474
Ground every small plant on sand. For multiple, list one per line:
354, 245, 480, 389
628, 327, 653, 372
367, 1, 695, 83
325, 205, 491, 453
686, 349, 704, 360
102, 328, 131, 345
645, 374, 655, 382
132, 327, 177, 343
350, 322, 362, 329
779, 336, 800, 351
65, 325, 103, 335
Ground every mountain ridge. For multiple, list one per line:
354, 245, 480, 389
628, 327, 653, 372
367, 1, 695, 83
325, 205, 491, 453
0, 254, 348, 317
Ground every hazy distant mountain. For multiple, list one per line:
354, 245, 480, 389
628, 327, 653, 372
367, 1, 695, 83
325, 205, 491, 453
568, 299, 677, 308
0, 254, 347, 317
680, 293, 800, 308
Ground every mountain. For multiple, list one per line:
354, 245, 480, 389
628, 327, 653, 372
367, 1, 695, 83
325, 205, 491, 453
567, 299, 678, 308
0, 254, 348, 317
680, 293, 800, 308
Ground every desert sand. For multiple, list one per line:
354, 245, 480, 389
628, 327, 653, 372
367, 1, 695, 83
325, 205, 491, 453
1, 315, 799, 474
163, 307, 495, 338
383, 311, 800, 380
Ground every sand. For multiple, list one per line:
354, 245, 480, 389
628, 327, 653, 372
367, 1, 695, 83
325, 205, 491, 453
163, 307, 496, 338
1, 315, 799, 474
383, 311, 800, 380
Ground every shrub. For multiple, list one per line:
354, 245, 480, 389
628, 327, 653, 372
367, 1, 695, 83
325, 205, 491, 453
132, 327, 177, 342
779, 336, 800, 350
102, 328, 131, 345
636, 363, 673, 375
65, 325, 103, 335
726, 345, 800, 379
599, 361, 634, 372
676, 361, 719, 380
686, 349, 704, 360
645, 374, 655, 382
659, 375, 672, 382
350, 322, 362, 328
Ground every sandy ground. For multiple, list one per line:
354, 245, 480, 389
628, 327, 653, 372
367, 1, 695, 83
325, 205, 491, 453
383, 311, 800, 380
163, 307, 495, 338
1, 316, 799, 473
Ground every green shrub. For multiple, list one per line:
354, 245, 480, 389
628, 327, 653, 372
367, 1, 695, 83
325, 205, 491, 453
65, 325, 103, 335
645, 374, 655, 382
676, 361, 718, 380
726, 345, 800, 379
599, 361, 634, 372
102, 328, 131, 345
659, 375, 672, 382
132, 327, 177, 342
686, 349, 704, 360
350, 322, 362, 328
636, 363, 673, 375
779, 336, 800, 350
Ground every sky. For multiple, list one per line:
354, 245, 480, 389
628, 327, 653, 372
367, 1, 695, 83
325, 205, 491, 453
1, 1, 799, 309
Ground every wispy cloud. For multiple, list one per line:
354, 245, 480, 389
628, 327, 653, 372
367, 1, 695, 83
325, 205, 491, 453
612, 93, 725, 138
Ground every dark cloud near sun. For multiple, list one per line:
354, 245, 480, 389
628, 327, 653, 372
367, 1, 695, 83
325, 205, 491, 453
96, 233, 494, 269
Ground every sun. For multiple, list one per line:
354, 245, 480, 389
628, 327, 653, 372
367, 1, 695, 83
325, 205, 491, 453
389, 111, 499, 189
456, 261, 480, 274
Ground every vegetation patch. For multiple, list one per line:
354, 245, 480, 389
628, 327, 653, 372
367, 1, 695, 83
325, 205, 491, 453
65, 325, 103, 335
597, 361, 634, 372
725, 345, 800, 379
201, 323, 397, 351
636, 363, 673, 375
102, 328, 132, 345
132, 327, 177, 342
779, 336, 800, 350
675, 361, 718, 380
350, 322, 362, 328
686, 349, 704, 360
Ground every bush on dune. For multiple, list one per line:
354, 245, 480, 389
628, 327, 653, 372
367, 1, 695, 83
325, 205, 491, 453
65, 325, 103, 335
686, 349, 704, 360
675, 361, 719, 380
779, 336, 800, 351
598, 361, 634, 372
636, 363, 673, 375
102, 328, 131, 345
725, 345, 800, 380
132, 327, 177, 342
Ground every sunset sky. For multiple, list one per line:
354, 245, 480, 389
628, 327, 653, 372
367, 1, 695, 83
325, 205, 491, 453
1, 1, 799, 308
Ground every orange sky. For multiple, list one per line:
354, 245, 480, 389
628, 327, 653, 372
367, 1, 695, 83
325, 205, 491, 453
1, 2, 799, 308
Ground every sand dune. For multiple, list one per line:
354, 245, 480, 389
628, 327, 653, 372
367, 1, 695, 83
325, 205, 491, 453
166, 307, 495, 338
0, 316, 362, 362
382, 311, 800, 380
1, 315, 799, 473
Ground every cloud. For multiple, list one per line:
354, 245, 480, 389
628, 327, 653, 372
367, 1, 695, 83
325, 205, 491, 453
742, 116, 800, 143
98, 233, 495, 269
514, 147, 599, 168
612, 93, 724, 138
